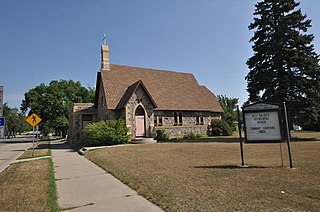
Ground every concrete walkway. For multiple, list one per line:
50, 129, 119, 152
51, 140, 163, 212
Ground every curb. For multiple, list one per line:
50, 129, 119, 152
11, 156, 52, 164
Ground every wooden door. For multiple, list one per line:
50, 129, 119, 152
135, 115, 145, 137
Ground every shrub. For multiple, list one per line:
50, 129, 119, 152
207, 119, 232, 136
183, 131, 201, 140
83, 120, 128, 146
156, 129, 169, 141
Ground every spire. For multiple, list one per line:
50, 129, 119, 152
101, 34, 110, 71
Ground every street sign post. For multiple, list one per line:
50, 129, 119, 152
26, 113, 42, 156
0, 102, 3, 118
0, 86, 3, 117
0, 117, 4, 139
0, 86, 3, 139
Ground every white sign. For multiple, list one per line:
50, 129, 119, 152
244, 111, 282, 141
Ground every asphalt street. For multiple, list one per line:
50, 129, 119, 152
0, 135, 33, 172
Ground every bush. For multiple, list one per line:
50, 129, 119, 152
83, 120, 128, 146
207, 119, 233, 136
183, 131, 201, 140
156, 129, 169, 141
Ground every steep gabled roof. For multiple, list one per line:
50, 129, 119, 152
116, 80, 157, 109
100, 64, 224, 112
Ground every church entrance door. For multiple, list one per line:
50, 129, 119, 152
135, 106, 145, 137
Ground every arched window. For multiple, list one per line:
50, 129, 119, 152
154, 115, 163, 126
173, 112, 178, 125
158, 115, 163, 126
154, 115, 158, 126
200, 115, 204, 125
173, 112, 183, 125
196, 114, 199, 125
135, 105, 145, 116
178, 112, 183, 125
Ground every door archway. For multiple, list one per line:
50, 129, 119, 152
135, 105, 146, 137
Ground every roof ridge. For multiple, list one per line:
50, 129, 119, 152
110, 64, 194, 76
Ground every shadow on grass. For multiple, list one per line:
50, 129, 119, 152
1, 140, 34, 144
193, 165, 270, 169
36, 143, 50, 149
291, 137, 320, 142
163, 137, 243, 143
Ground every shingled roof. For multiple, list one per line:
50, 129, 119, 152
97, 64, 223, 112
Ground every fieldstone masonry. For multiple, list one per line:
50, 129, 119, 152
126, 86, 154, 139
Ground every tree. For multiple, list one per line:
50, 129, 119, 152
217, 95, 239, 131
21, 80, 95, 136
3, 103, 31, 137
246, 0, 320, 129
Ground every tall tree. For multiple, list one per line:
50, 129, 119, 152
21, 80, 95, 136
3, 103, 31, 137
246, 0, 320, 128
217, 95, 239, 131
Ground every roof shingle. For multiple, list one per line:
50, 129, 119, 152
100, 64, 223, 112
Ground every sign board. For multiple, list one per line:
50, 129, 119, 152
242, 102, 283, 142
0, 117, 4, 126
26, 113, 42, 127
244, 111, 282, 141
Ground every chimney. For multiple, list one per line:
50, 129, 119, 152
101, 44, 110, 71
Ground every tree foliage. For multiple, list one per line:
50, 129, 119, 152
246, 0, 320, 129
21, 80, 95, 136
3, 103, 31, 137
217, 95, 239, 131
207, 119, 232, 136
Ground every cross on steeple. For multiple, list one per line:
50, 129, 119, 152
103, 34, 107, 45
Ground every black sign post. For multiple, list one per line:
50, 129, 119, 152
283, 102, 293, 168
237, 106, 245, 167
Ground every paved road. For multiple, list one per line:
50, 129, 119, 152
0, 135, 33, 172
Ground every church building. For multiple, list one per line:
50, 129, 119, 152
68, 43, 223, 144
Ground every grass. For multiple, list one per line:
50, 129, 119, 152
49, 159, 60, 212
0, 140, 60, 212
86, 141, 320, 211
18, 140, 51, 160
0, 159, 52, 212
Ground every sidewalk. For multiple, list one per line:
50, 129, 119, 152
51, 140, 163, 212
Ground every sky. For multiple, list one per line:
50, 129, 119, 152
1, 0, 320, 110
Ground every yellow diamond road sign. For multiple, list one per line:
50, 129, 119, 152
26, 113, 42, 127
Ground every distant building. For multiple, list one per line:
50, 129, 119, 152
68, 43, 223, 145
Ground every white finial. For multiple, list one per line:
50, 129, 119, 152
103, 34, 107, 45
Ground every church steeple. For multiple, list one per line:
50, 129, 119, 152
101, 34, 110, 71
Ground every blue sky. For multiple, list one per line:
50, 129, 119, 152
1, 0, 319, 110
